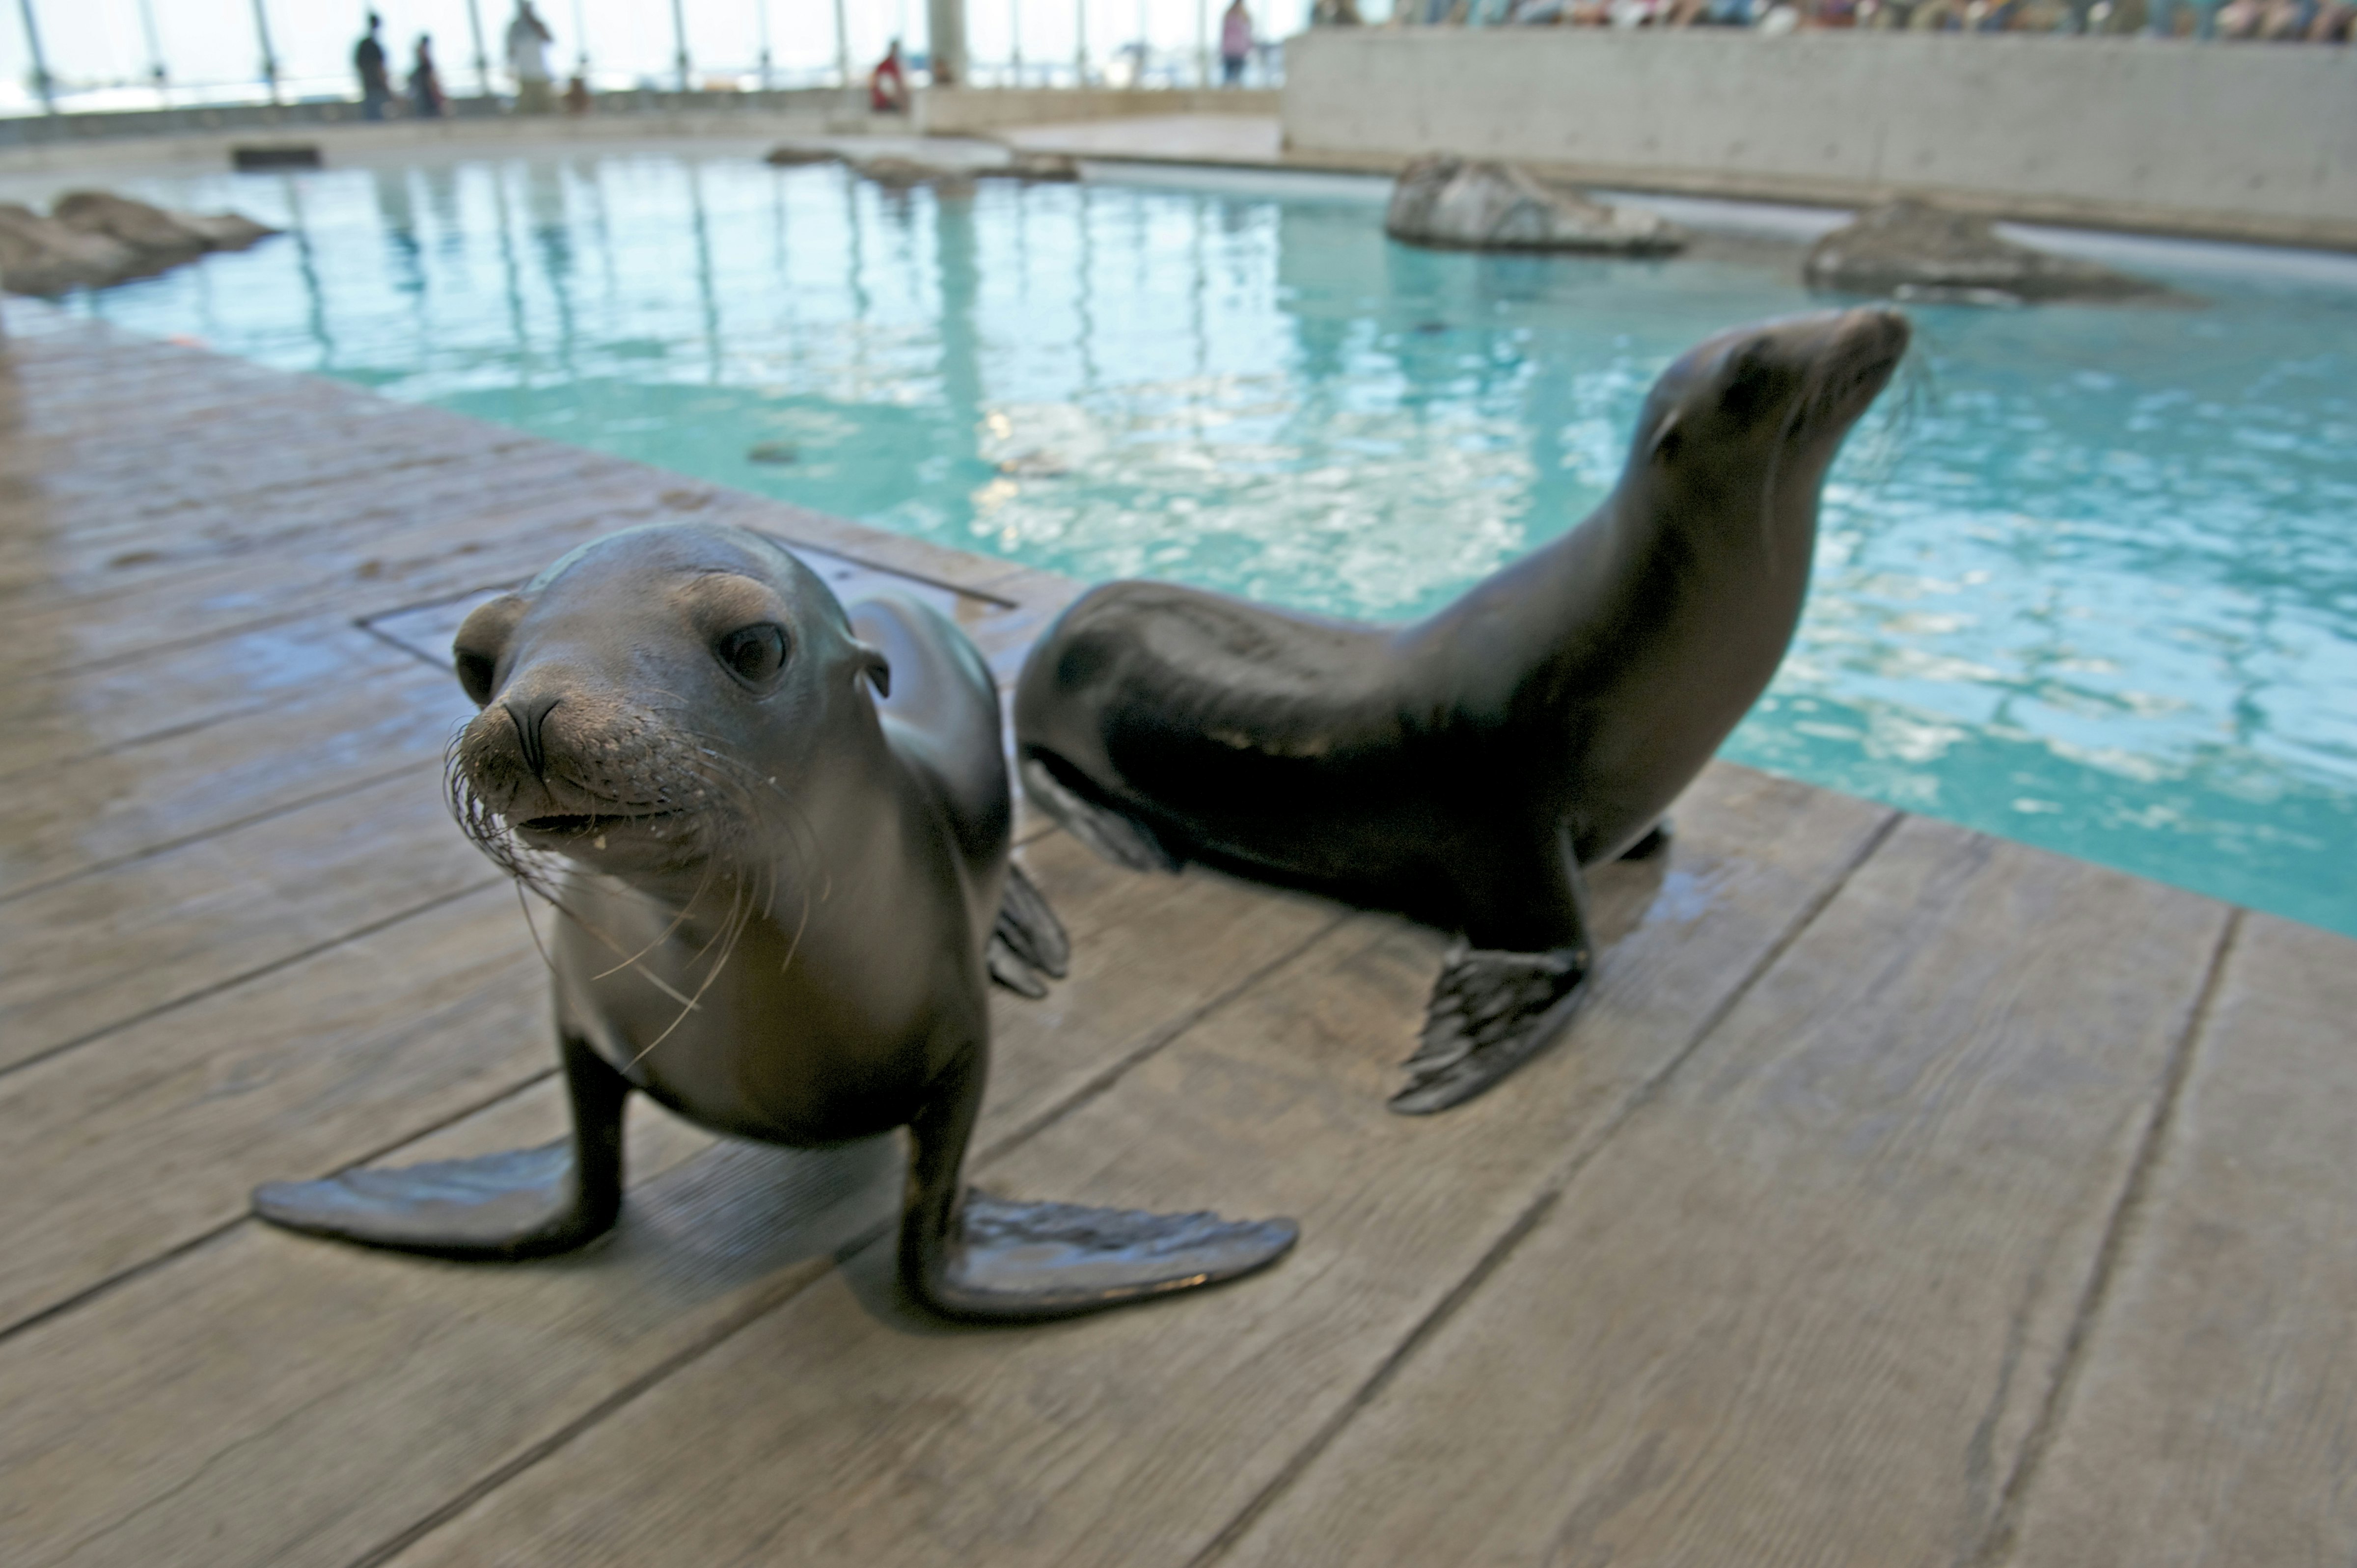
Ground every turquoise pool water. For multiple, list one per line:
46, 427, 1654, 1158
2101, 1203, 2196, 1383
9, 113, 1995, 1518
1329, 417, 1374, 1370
67, 155, 2357, 934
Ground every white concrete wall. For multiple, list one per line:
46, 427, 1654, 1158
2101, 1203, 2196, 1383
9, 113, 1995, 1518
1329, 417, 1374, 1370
1282, 30, 2357, 247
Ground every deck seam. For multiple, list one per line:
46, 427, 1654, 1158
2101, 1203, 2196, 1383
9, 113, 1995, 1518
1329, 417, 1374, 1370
0, 756, 447, 911
0, 1059, 568, 1349
0, 696, 283, 786
0, 876, 506, 1084
338, 1223, 891, 1568
975, 906, 1358, 1164
1964, 904, 2246, 1568
1187, 804, 1907, 1567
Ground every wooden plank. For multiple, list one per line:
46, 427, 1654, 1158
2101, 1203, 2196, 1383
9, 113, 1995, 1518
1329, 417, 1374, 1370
0, 616, 422, 784
0, 476, 762, 678
0, 882, 548, 1335
363, 766, 1896, 1568
0, 436, 587, 603
0, 766, 494, 1073
0, 833, 1337, 1568
0, 320, 1021, 601
0, 655, 466, 900
0, 1077, 884, 1568
1218, 821, 2232, 1568
2006, 912, 2357, 1568
0, 402, 519, 564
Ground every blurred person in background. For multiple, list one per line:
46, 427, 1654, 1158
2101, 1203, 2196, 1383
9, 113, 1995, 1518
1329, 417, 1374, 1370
1221, 0, 1254, 81
2146, 0, 2222, 32
355, 12, 393, 120
507, 1, 556, 111
410, 34, 446, 117
871, 39, 910, 112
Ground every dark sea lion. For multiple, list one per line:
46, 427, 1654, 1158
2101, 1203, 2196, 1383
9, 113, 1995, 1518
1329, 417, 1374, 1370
254, 522, 1295, 1322
1013, 307, 1911, 1115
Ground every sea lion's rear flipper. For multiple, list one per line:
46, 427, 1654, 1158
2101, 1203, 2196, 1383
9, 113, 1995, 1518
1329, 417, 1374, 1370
251, 1032, 628, 1261
1389, 946, 1590, 1116
1019, 751, 1180, 874
900, 1048, 1295, 1322
986, 860, 1071, 1000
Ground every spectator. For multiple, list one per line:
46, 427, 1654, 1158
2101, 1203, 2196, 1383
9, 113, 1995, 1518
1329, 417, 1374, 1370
1221, 1, 1254, 82
409, 35, 446, 118
564, 73, 592, 115
2146, 0, 2221, 32
871, 39, 910, 113
507, 1, 556, 112
355, 13, 393, 121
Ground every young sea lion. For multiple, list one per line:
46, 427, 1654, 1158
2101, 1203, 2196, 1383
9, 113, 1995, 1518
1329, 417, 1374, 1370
1013, 307, 1911, 1115
253, 523, 1296, 1322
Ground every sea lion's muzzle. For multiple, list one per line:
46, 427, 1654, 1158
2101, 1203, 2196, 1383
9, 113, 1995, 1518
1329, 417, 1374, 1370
451, 676, 717, 861
1779, 306, 1911, 440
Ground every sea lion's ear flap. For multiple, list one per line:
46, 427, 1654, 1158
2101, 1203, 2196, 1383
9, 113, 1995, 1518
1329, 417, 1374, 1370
452, 594, 529, 707
1647, 408, 1683, 466
854, 640, 891, 699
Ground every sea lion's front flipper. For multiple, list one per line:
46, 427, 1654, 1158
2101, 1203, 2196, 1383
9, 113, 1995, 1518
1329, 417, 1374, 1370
1019, 751, 1180, 874
986, 860, 1071, 999
251, 1032, 628, 1261
1390, 947, 1591, 1116
901, 1049, 1296, 1322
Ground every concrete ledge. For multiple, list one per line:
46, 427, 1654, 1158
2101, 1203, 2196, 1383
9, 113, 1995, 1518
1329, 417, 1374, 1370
917, 85, 1281, 136
0, 103, 869, 178
1282, 30, 2357, 251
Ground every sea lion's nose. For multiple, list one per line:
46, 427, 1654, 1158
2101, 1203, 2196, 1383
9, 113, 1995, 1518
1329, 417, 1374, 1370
504, 693, 563, 780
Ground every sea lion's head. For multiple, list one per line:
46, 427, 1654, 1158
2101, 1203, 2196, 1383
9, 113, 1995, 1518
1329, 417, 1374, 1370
1632, 305, 1910, 539
444, 522, 889, 879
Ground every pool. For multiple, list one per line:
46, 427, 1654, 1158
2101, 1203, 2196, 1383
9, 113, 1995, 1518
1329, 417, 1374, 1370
63, 153, 2357, 936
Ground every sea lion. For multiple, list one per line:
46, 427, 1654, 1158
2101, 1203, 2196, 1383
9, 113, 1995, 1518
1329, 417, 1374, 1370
1014, 307, 1911, 1115
253, 522, 1296, 1322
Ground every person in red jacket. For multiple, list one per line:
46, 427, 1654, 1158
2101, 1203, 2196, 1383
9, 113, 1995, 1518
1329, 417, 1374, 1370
871, 40, 909, 113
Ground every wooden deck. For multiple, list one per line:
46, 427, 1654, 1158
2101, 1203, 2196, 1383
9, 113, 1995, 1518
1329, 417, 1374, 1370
2, 306, 2351, 1568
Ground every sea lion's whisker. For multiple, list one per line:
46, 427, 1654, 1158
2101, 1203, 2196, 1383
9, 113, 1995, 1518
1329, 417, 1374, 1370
626, 874, 753, 1070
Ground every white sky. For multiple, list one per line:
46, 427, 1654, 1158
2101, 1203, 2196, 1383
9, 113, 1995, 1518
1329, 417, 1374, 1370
0, 0, 1317, 95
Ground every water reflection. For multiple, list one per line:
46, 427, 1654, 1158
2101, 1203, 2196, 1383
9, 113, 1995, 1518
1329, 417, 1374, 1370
68, 155, 2357, 936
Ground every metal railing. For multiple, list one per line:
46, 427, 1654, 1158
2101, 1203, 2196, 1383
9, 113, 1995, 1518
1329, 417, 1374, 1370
0, 0, 1296, 120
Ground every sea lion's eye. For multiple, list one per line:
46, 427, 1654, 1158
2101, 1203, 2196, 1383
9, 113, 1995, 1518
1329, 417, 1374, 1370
715, 622, 790, 686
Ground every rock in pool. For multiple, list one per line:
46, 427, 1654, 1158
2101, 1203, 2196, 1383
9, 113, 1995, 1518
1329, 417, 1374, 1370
1804, 200, 2163, 305
1385, 157, 1685, 256
764, 144, 842, 167
0, 205, 141, 295
0, 190, 278, 296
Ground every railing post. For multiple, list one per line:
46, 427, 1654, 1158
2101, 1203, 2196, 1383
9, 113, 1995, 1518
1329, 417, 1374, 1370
834, 0, 851, 87
669, 0, 690, 91
466, 0, 492, 99
928, 0, 967, 86
14, 0, 55, 113
571, 0, 589, 77
1010, 0, 1023, 86
250, 0, 280, 105
757, 0, 773, 89
1075, 0, 1088, 86
1196, 0, 1207, 87
134, 0, 166, 99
